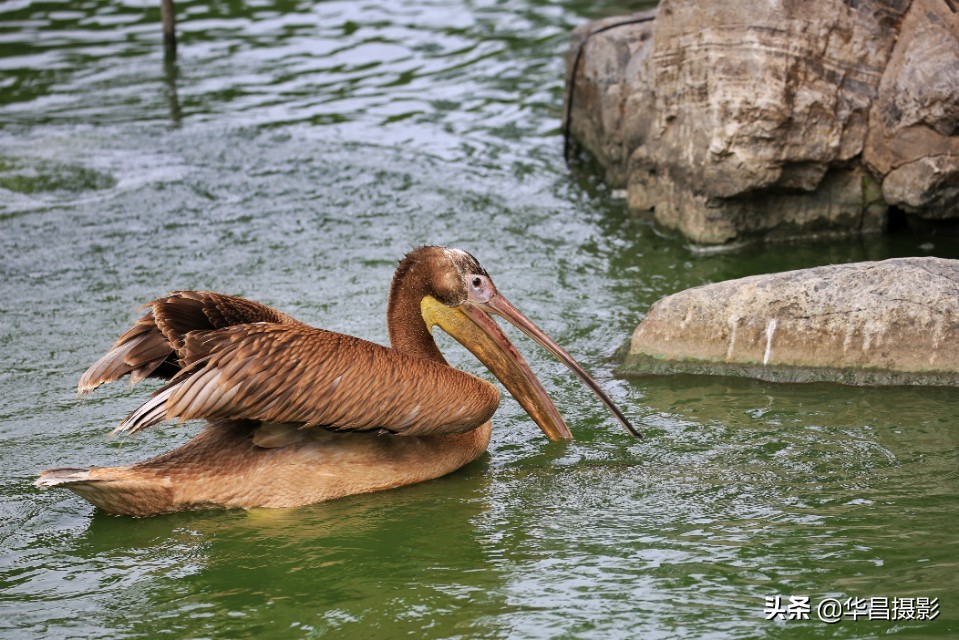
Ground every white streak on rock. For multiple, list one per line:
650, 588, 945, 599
763, 319, 777, 366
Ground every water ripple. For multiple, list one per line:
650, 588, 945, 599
0, 0, 581, 167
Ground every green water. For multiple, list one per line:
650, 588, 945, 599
2, 1, 958, 638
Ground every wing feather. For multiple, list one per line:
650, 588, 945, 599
117, 323, 500, 436
79, 291, 303, 394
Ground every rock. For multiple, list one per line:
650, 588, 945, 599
864, 0, 959, 218
565, 0, 959, 245
881, 156, 959, 217
619, 258, 959, 386
564, 11, 657, 187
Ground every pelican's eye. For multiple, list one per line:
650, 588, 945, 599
467, 274, 493, 304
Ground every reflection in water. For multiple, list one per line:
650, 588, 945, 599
163, 55, 182, 126
49, 462, 515, 638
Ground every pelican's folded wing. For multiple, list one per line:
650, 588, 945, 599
79, 291, 303, 394
116, 324, 500, 437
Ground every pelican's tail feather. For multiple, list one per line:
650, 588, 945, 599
35, 467, 98, 488
36, 466, 174, 517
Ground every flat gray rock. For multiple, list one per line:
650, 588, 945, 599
620, 258, 959, 385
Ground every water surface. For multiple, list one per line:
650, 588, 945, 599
1, 1, 957, 638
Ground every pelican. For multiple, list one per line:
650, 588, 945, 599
36, 246, 640, 516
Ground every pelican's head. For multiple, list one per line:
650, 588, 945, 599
391, 246, 641, 441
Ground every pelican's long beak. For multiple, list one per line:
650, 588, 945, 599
421, 294, 641, 441
481, 292, 642, 440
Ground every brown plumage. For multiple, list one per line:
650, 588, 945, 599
78, 291, 305, 393
37, 246, 638, 516
121, 322, 498, 436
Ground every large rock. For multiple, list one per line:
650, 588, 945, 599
620, 258, 959, 385
864, 0, 959, 218
565, 0, 959, 245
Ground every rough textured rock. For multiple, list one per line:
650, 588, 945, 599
864, 0, 959, 218
565, 0, 959, 245
620, 258, 959, 386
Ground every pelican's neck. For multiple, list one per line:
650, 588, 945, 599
387, 256, 447, 364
